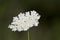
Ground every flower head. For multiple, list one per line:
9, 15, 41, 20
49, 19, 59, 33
8, 10, 41, 32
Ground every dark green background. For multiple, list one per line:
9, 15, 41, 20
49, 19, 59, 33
0, 0, 60, 40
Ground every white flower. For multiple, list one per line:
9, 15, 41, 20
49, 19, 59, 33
8, 10, 41, 32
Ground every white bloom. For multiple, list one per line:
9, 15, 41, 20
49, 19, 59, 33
8, 10, 41, 32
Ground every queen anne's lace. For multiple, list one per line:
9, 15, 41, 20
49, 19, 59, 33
8, 10, 41, 32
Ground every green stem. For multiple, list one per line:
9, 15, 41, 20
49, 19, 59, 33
28, 31, 30, 40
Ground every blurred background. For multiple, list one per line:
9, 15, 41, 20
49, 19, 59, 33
0, 0, 60, 40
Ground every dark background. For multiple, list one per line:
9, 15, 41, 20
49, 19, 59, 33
0, 0, 60, 40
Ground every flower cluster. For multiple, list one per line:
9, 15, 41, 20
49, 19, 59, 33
8, 10, 41, 32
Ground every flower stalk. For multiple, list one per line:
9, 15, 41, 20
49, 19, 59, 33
28, 31, 30, 40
